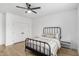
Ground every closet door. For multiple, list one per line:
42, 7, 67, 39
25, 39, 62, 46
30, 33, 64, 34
13, 21, 28, 43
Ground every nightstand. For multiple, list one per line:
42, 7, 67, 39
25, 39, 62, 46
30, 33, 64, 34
60, 41, 71, 49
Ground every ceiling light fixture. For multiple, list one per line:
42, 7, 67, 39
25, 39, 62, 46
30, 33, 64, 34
27, 10, 32, 13
16, 3, 41, 14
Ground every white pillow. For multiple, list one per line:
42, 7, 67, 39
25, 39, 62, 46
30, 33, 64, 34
55, 33, 60, 39
42, 34, 55, 38
42, 33, 60, 39
42, 34, 46, 37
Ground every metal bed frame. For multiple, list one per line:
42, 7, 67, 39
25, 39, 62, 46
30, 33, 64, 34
25, 27, 61, 56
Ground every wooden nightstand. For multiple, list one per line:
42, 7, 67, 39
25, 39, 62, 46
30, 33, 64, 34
60, 41, 71, 49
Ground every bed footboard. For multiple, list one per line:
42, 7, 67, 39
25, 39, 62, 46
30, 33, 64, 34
25, 38, 51, 56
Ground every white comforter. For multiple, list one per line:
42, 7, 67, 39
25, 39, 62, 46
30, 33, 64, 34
27, 37, 61, 56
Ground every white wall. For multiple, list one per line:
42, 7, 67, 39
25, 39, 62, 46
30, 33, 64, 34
32, 9, 77, 49
77, 5, 79, 54
6, 13, 32, 46
0, 13, 6, 45
0, 13, 3, 45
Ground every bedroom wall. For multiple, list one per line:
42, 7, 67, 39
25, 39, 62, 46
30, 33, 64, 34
0, 13, 6, 45
77, 5, 79, 54
0, 13, 3, 45
6, 13, 32, 46
32, 9, 77, 49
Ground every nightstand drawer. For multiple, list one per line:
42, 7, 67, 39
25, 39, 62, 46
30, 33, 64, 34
61, 41, 71, 48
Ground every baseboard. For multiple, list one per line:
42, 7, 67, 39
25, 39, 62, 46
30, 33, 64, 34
14, 41, 24, 45
1, 40, 25, 46
0, 42, 5, 45
5, 42, 14, 46
6, 40, 25, 46
0, 44, 5, 46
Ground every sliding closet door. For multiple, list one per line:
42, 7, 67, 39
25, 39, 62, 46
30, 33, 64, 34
13, 21, 28, 43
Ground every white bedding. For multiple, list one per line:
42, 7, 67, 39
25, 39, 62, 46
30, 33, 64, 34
27, 37, 61, 56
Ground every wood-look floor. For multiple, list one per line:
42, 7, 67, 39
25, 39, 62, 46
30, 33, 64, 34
0, 42, 78, 56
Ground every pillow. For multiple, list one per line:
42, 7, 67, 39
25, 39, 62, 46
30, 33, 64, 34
55, 33, 60, 39
46, 34, 55, 38
42, 34, 56, 38
42, 33, 60, 39
42, 34, 46, 37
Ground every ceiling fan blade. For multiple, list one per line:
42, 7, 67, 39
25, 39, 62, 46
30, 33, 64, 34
32, 10, 37, 14
16, 6, 27, 9
31, 7, 41, 10
26, 3, 31, 8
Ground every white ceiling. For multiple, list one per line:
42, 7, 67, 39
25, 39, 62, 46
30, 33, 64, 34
0, 3, 78, 19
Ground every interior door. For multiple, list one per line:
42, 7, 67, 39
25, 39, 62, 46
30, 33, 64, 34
13, 21, 28, 43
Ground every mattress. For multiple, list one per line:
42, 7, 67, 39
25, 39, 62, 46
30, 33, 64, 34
26, 37, 61, 56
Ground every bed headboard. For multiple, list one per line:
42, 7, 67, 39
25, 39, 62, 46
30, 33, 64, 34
43, 27, 61, 40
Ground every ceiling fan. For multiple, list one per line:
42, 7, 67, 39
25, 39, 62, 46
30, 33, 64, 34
16, 3, 41, 14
